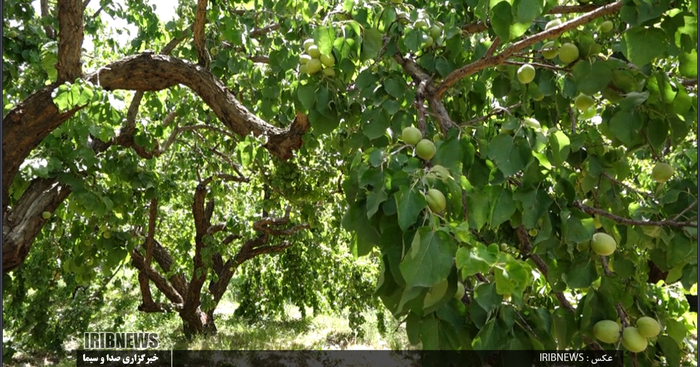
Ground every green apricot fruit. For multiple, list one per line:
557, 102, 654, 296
593, 320, 621, 344
559, 43, 580, 64
542, 41, 558, 59
591, 232, 616, 256
416, 139, 436, 160
307, 45, 321, 58
517, 64, 536, 84
651, 162, 674, 183
574, 94, 595, 111
303, 38, 315, 52
599, 20, 613, 33
622, 327, 648, 353
455, 282, 465, 299
636, 317, 660, 338
306, 58, 322, 74
425, 189, 446, 213
402, 126, 422, 145
320, 53, 335, 67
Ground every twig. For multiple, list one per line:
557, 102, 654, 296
247, 55, 270, 63
615, 303, 629, 327
673, 199, 697, 221
503, 60, 570, 72
600, 256, 613, 276
486, 37, 500, 56
461, 103, 521, 126
250, 23, 280, 38
573, 201, 697, 228
601, 172, 654, 200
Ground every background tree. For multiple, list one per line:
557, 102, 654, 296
2, 0, 381, 349
2, 0, 697, 364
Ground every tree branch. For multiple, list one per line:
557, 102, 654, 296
573, 201, 697, 228
437, 1, 624, 98
57, 0, 84, 82
194, 0, 211, 68
85, 53, 309, 160
250, 23, 280, 38
461, 103, 521, 126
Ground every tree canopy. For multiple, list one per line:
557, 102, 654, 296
2, 0, 697, 364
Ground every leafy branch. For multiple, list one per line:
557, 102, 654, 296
437, 1, 624, 98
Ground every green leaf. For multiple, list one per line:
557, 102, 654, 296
495, 256, 532, 296
607, 109, 644, 147
619, 91, 649, 111
400, 227, 457, 288
366, 187, 388, 218
313, 26, 335, 55
490, 1, 514, 43
361, 28, 382, 60
406, 313, 422, 345
363, 108, 390, 140
474, 282, 501, 313
513, 0, 544, 24
297, 84, 316, 111
308, 109, 339, 136
419, 317, 440, 350
572, 60, 612, 95
548, 130, 570, 167
384, 76, 405, 100
667, 235, 694, 267
657, 336, 681, 367
490, 187, 516, 228
514, 188, 553, 229
487, 135, 532, 177
562, 211, 595, 244
456, 242, 499, 276
395, 186, 426, 231
563, 259, 597, 289
423, 279, 449, 309
472, 318, 509, 350
622, 26, 667, 67
679, 50, 697, 78
551, 308, 576, 349
466, 190, 490, 230
341, 201, 380, 256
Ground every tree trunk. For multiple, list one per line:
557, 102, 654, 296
180, 308, 217, 338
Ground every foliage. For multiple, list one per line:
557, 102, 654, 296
2, 0, 698, 365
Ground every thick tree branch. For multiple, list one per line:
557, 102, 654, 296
194, 0, 211, 68
392, 54, 457, 133
437, 1, 624, 98
131, 248, 185, 304
85, 53, 309, 160
57, 0, 84, 82
3, 178, 72, 272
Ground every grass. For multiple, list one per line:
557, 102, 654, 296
4, 300, 412, 367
